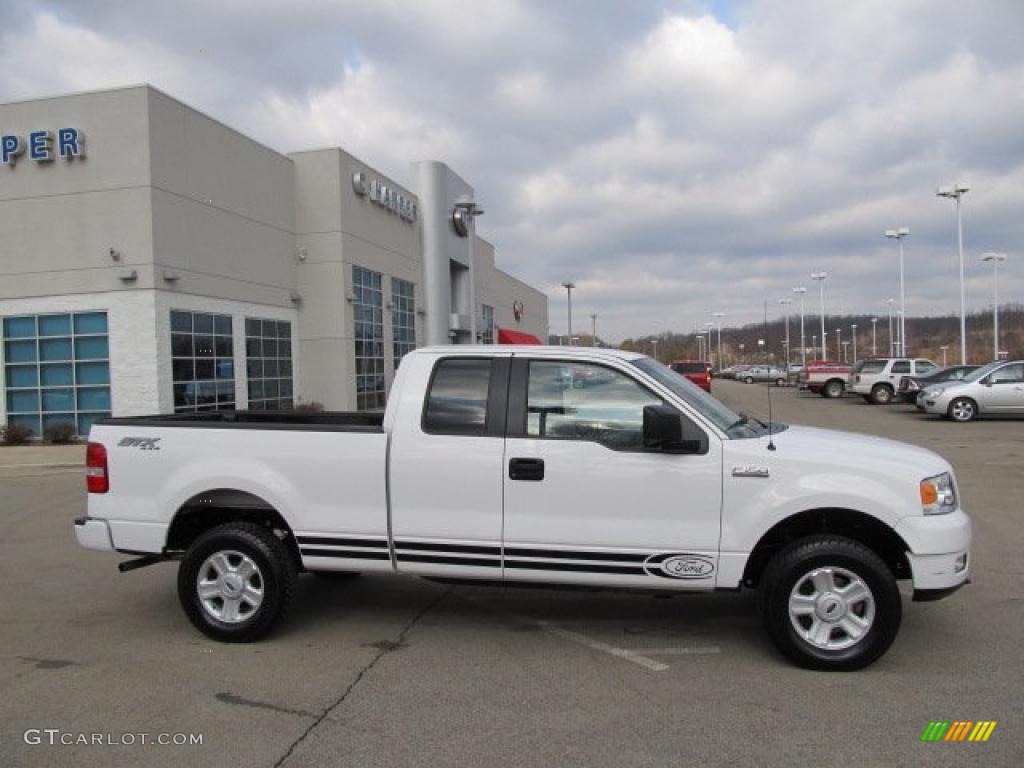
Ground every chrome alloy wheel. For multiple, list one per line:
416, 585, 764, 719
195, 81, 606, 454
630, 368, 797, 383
950, 399, 975, 422
196, 550, 264, 623
788, 567, 875, 651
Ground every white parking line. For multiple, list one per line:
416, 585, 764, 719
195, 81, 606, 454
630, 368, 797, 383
537, 621, 670, 672
629, 646, 721, 656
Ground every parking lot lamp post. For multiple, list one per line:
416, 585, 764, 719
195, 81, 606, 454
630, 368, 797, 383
811, 334, 817, 358
590, 313, 597, 347
835, 327, 842, 361
811, 272, 828, 359
981, 252, 1007, 361
561, 282, 575, 340
885, 228, 910, 356
887, 298, 896, 355
871, 317, 878, 356
793, 287, 807, 368
936, 184, 970, 363
851, 324, 858, 363
940, 345, 949, 367
778, 298, 792, 368
842, 340, 850, 363
651, 339, 658, 362
713, 312, 725, 369
822, 330, 828, 359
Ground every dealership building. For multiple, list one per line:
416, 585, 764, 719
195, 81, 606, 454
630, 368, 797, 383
0, 85, 548, 435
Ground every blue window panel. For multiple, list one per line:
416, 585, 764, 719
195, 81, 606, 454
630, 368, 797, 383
39, 338, 73, 361
42, 388, 74, 411
7, 413, 41, 436
77, 387, 111, 411
214, 336, 232, 357
74, 337, 108, 360
265, 380, 280, 399
5, 340, 36, 363
38, 314, 71, 336
73, 312, 108, 335
246, 359, 262, 379
42, 413, 76, 431
77, 412, 109, 436
40, 363, 74, 386
216, 360, 234, 379
170, 311, 192, 333
7, 389, 40, 413
3, 316, 36, 338
171, 333, 192, 357
6, 364, 38, 387
264, 359, 279, 378
76, 362, 110, 385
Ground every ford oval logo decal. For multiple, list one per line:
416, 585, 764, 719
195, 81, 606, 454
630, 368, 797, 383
645, 554, 715, 579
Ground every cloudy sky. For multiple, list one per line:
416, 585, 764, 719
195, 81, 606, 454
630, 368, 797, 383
2, 0, 1022, 341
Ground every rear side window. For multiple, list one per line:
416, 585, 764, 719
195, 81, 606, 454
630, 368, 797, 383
423, 359, 493, 435
857, 360, 886, 374
891, 361, 911, 374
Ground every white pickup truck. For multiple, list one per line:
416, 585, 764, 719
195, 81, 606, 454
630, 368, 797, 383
76, 346, 971, 670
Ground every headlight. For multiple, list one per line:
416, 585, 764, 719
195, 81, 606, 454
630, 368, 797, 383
926, 387, 945, 398
920, 472, 957, 515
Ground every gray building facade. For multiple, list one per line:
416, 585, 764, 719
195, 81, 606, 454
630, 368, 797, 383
0, 85, 548, 434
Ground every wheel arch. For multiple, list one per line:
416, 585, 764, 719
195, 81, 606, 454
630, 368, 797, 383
742, 507, 911, 588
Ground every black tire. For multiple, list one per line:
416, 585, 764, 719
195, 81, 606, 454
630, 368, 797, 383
312, 570, 362, 581
823, 380, 844, 399
178, 522, 297, 642
870, 384, 894, 405
758, 535, 901, 671
948, 397, 977, 423
744, 376, 754, 384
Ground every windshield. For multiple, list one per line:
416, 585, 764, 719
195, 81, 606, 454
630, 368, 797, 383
962, 361, 1004, 382
631, 357, 775, 438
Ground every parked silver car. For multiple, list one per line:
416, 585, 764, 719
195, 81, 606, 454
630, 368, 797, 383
739, 365, 787, 385
921, 360, 1024, 422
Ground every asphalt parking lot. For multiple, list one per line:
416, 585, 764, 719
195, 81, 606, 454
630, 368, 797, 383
2, 379, 1021, 767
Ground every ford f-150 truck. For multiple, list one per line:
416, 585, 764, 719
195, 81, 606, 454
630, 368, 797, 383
75, 346, 971, 670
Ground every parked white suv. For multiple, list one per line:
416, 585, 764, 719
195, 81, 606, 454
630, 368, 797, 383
850, 358, 938, 404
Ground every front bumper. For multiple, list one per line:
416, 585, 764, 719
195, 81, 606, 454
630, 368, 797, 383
896, 509, 971, 596
74, 516, 114, 551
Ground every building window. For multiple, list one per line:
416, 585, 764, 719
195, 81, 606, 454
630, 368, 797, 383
246, 318, 294, 410
392, 278, 416, 369
170, 311, 235, 412
480, 304, 495, 344
3, 312, 111, 436
353, 266, 385, 410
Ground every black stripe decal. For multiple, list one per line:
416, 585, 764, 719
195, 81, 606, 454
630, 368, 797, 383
505, 560, 647, 575
297, 536, 388, 548
503, 547, 651, 563
397, 554, 501, 568
301, 548, 391, 560
394, 541, 501, 555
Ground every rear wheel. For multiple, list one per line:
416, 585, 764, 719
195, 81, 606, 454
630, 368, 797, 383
178, 522, 297, 642
948, 397, 977, 422
870, 384, 894, 405
759, 535, 901, 671
744, 376, 754, 384
823, 380, 844, 399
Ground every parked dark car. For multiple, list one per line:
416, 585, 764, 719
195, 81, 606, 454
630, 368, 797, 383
898, 365, 979, 405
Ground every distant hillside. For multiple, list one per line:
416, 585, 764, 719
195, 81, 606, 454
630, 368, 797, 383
618, 305, 1024, 366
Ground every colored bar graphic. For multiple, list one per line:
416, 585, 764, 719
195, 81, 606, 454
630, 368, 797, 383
921, 720, 996, 742
921, 722, 949, 742
968, 721, 997, 742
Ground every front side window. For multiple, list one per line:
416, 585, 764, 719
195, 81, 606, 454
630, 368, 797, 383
527, 361, 662, 451
3, 312, 111, 436
423, 358, 492, 435
171, 311, 235, 412
392, 278, 416, 369
245, 318, 293, 410
353, 266, 385, 410
990, 363, 1024, 383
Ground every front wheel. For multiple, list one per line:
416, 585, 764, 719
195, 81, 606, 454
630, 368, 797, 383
178, 522, 297, 642
759, 535, 901, 671
948, 397, 977, 422
744, 376, 754, 384
823, 380, 844, 399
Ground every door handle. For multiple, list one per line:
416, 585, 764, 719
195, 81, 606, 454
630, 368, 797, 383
509, 457, 545, 481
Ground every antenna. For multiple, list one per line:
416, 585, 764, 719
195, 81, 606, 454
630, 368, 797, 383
764, 299, 776, 451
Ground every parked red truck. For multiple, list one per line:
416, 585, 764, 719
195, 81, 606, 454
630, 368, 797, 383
799, 360, 852, 398
669, 360, 712, 392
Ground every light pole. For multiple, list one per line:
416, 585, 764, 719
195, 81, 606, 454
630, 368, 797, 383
981, 252, 1007, 361
886, 298, 895, 356
696, 333, 704, 360
885, 228, 910, 356
811, 272, 828, 359
778, 298, 792, 369
851, 324, 858, 363
937, 183, 970, 363
835, 327, 842, 361
712, 312, 725, 370
822, 330, 828, 359
651, 338, 659, 362
811, 334, 817, 358
705, 322, 715, 365
793, 287, 807, 368
871, 317, 878, 356
842, 340, 850, 363
561, 281, 575, 341
940, 345, 949, 367
590, 313, 598, 347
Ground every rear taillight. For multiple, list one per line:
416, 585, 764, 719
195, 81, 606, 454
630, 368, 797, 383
86, 442, 109, 494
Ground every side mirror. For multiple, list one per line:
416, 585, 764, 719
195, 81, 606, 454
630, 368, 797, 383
643, 405, 708, 454
981, 377, 992, 387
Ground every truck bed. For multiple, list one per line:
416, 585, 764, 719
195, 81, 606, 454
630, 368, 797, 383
97, 410, 385, 432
